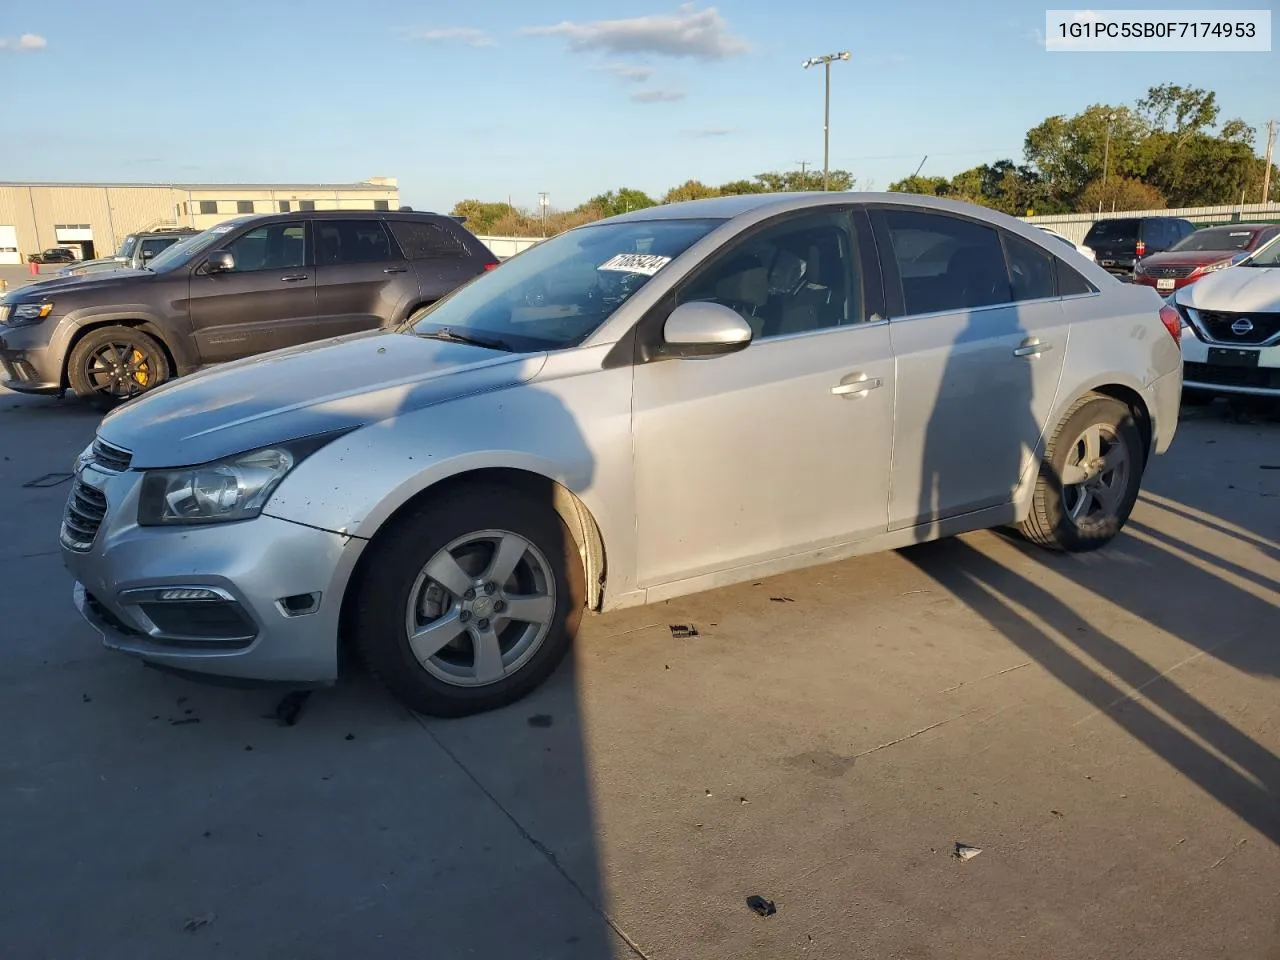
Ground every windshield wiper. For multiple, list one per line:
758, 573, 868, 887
416, 326, 515, 352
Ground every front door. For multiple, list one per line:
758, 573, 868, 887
313, 218, 418, 338
632, 208, 894, 589
871, 207, 1069, 532
188, 220, 315, 363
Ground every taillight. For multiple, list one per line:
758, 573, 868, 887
1136, 240, 1146, 257
1158, 303, 1181, 344
484, 262, 498, 271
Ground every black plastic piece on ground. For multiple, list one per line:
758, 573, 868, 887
746, 896, 776, 917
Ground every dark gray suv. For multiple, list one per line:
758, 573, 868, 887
0, 210, 498, 406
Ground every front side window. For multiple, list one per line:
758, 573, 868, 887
223, 223, 307, 272
1244, 232, 1280, 267
410, 218, 722, 351
674, 210, 865, 339
138, 237, 176, 260
882, 209, 1012, 314
315, 220, 396, 265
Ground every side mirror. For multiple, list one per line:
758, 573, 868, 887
659, 301, 753, 359
141, 249, 155, 261
206, 250, 235, 274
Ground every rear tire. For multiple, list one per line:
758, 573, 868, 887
352, 484, 585, 717
67, 325, 170, 411
1019, 394, 1145, 552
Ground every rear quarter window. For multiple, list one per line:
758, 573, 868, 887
388, 220, 476, 260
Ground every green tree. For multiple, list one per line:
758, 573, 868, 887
887, 174, 953, 196
662, 180, 720, 203
450, 199, 518, 235
1079, 176, 1165, 213
584, 187, 657, 218
716, 178, 768, 195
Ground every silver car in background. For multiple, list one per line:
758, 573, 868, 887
61, 193, 1183, 716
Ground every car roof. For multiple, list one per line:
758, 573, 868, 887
596, 191, 1038, 227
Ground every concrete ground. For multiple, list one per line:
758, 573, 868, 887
0, 385, 1276, 959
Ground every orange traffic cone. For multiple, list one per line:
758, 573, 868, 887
28, 259, 39, 276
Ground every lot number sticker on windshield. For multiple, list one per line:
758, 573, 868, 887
598, 253, 671, 275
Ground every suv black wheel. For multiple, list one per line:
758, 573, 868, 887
1019, 393, 1145, 552
67, 326, 170, 410
351, 483, 585, 717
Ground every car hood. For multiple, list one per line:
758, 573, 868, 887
1175, 265, 1280, 312
4, 269, 151, 299
1140, 251, 1242, 268
97, 330, 548, 469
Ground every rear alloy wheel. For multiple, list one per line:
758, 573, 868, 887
1019, 394, 1145, 552
352, 484, 585, 717
67, 326, 170, 410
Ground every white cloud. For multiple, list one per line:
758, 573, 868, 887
0, 33, 47, 52
601, 62, 654, 83
632, 89, 686, 103
690, 127, 733, 137
523, 4, 748, 61
407, 27, 494, 48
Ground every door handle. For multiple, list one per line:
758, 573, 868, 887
831, 373, 882, 398
280, 274, 308, 282
383, 267, 408, 274
1013, 338, 1053, 358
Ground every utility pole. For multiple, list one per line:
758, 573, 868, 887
1099, 112, 1117, 215
802, 51, 851, 191
1262, 119, 1276, 205
537, 192, 549, 238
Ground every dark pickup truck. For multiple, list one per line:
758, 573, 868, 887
0, 210, 498, 406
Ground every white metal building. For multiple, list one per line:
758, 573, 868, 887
0, 178, 400, 264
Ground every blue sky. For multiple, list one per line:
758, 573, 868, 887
2, 1, 1275, 213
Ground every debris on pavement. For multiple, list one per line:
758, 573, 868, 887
739, 796, 749, 804
769, 596, 795, 603
527, 714, 554, 728
21, 472, 74, 489
746, 895, 777, 917
344, 733, 355, 741
183, 912, 216, 933
81, 693, 91, 703
1051, 810, 1065, 819
169, 717, 201, 726
670, 624, 699, 639
274, 690, 312, 726
953, 843, 983, 861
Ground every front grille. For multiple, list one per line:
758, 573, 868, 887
1195, 311, 1280, 346
1183, 362, 1280, 391
61, 481, 107, 551
1145, 265, 1196, 279
91, 438, 132, 472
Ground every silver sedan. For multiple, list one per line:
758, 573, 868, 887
61, 193, 1183, 716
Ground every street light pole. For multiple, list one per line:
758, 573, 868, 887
802, 51, 850, 191
1099, 112, 1117, 214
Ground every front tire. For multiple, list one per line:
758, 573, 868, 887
67, 325, 170, 410
352, 484, 585, 717
1019, 394, 1145, 552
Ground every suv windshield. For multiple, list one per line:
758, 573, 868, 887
145, 219, 249, 272
409, 218, 724, 351
1169, 228, 1257, 253
1084, 219, 1138, 244
1244, 233, 1280, 267
117, 236, 138, 259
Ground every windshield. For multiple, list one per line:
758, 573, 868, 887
409, 218, 724, 351
145, 220, 246, 272
1169, 228, 1258, 253
1084, 219, 1138, 243
117, 235, 138, 259
1244, 233, 1280, 267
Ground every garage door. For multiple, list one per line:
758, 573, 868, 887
0, 226, 19, 265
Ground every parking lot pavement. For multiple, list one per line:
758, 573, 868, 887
1, 386, 1277, 959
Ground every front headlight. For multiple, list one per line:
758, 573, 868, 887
1, 301, 54, 326
1201, 258, 1234, 274
137, 432, 351, 526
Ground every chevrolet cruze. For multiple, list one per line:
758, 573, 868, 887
62, 193, 1183, 716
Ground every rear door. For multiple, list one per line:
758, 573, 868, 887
187, 220, 316, 362
872, 207, 1070, 532
312, 218, 417, 336
387, 219, 494, 305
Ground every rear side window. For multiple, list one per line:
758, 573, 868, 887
1056, 261, 1095, 296
881, 209, 1012, 314
314, 220, 397, 265
1084, 219, 1138, 245
1003, 233, 1054, 301
389, 220, 471, 260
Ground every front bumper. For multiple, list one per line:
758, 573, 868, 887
0, 321, 62, 393
63, 490, 366, 683
1181, 332, 1280, 398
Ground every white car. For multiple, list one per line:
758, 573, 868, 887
1038, 226, 1095, 262
1174, 233, 1280, 398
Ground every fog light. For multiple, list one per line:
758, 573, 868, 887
158, 587, 223, 601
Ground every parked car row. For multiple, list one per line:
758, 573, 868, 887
0, 210, 498, 406
57, 228, 199, 278
50, 193, 1183, 716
